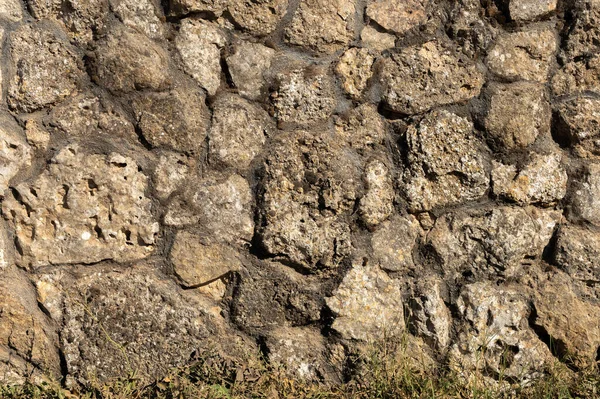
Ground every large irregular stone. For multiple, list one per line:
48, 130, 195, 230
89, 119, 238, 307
333, 104, 386, 152
229, 0, 289, 36
0, 0, 23, 21
326, 260, 404, 341
231, 261, 324, 332
486, 26, 557, 83
372, 215, 422, 273
170, 231, 242, 287
0, 272, 61, 385
569, 163, 600, 226
132, 84, 210, 154
2, 145, 159, 269
284, 0, 356, 53
482, 82, 551, 151
164, 173, 254, 245
258, 131, 356, 271
226, 41, 276, 100
176, 18, 226, 96
266, 327, 342, 383
409, 277, 452, 351
508, 0, 557, 22
554, 224, 600, 284
447, 0, 496, 58
152, 151, 192, 201
110, 0, 164, 39
449, 282, 551, 381
366, 0, 427, 35
209, 94, 271, 170
7, 23, 83, 113
52, 265, 252, 386
404, 110, 489, 212
359, 159, 394, 228
335, 48, 375, 99
93, 24, 170, 93
562, 0, 600, 60
381, 41, 485, 115
0, 114, 32, 198
273, 66, 337, 126
360, 25, 395, 52
491, 152, 568, 205
552, 54, 600, 96
532, 272, 600, 367
554, 96, 600, 158
428, 206, 561, 281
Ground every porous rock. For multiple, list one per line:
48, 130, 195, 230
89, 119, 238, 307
2, 145, 159, 269
359, 159, 394, 228
168, 0, 227, 16
409, 277, 452, 351
152, 151, 192, 201
229, 0, 289, 36
226, 41, 275, 100
333, 104, 386, 151
569, 163, 600, 226
0, 114, 32, 198
508, 0, 557, 22
404, 110, 489, 212
381, 41, 485, 115
366, 0, 427, 35
110, 0, 164, 39
0, 0, 23, 21
335, 48, 375, 99
554, 96, 600, 158
552, 54, 600, 96
372, 215, 422, 273
554, 224, 600, 283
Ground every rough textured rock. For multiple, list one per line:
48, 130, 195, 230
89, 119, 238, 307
428, 206, 560, 281
336, 48, 375, 99
168, 0, 227, 16
360, 25, 395, 51
226, 41, 275, 100
229, 0, 288, 36
366, 0, 427, 35
0, 0, 22, 21
209, 94, 271, 170
334, 104, 386, 151
482, 82, 551, 151
404, 110, 489, 212
132, 84, 210, 154
554, 96, 600, 157
372, 215, 422, 273
569, 163, 600, 226
273, 67, 337, 125
326, 260, 404, 341
486, 26, 557, 83
7, 23, 83, 112
284, 0, 356, 53
554, 224, 600, 283
110, 0, 164, 39
3, 145, 158, 269
381, 41, 485, 115
491, 152, 568, 205
359, 159, 394, 228
409, 277, 452, 351
176, 18, 226, 96
152, 152, 191, 200
0, 114, 32, 198
93, 24, 170, 93
170, 230, 242, 287
508, 0, 557, 22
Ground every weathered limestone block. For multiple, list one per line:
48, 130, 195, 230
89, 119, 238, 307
176, 18, 226, 96
366, 0, 427, 35
326, 260, 404, 341
132, 84, 210, 154
372, 215, 422, 273
450, 282, 551, 381
491, 152, 568, 205
229, 0, 289, 36
532, 272, 600, 367
335, 48, 375, 99
482, 82, 551, 150
0, 272, 61, 385
554, 96, 600, 157
110, 0, 164, 39
231, 261, 324, 331
428, 206, 560, 280
3, 145, 159, 269
554, 224, 600, 283
226, 41, 275, 100
508, 0, 556, 22
359, 159, 394, 228
164, 173, 254, 244
273, 67, 337, 125
486, 26, 557, 83
360, 25, 395, 51
404, 110, 488, 212
258, 131, 356, 270
209, 94, 271, 170
0, 114, 32, 198
152, 151, 191, 201
409, 277, 452, 351
284, 0, 356, 53
334, 104, 386, 151
266, 327, 342, 383
569, 163, 600, 226
381, 41, 484, 115
170, 230, 242, 287
0, 0, 23, 21
7, 23, 83, 113
93, 24, 170, 93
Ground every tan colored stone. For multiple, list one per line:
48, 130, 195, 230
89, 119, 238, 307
0, 0, 23, 21
169, 0, 227, 15
226, 41, 275, 100
24, 121, 50, 151
110, 0, 164, 39
555, 96, 600, 157
552, 54, 600, 96
554, 224, 600, 284
372, 215, 422, 273
366, 0, 427, 35
569, 163, 600, 226
410, 277, 452, 350
0, 114, 32, 198
334, 104, 386, 151
336, 48, 375, 99
509, 0, 557, 22
229, 0, 288, 36
360, 25, 395, 51
153, 152, 192, 201
359, 159, 394, 228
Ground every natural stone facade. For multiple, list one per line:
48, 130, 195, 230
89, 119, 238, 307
0, 0, 599, 391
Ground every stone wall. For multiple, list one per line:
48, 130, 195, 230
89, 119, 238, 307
0, 0, 599, 388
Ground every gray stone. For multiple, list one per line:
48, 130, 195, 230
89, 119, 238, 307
359, 159, 394, 228
372, 215, 422, 273
110, 0, 165, 39
554, 224, 600, 283
509, 0, 557, 22
226, 41, 275, 100
152, 151, 192, 201
569, 163, 600, 226
555, 96, 600, 158
410, 277, 452, 351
